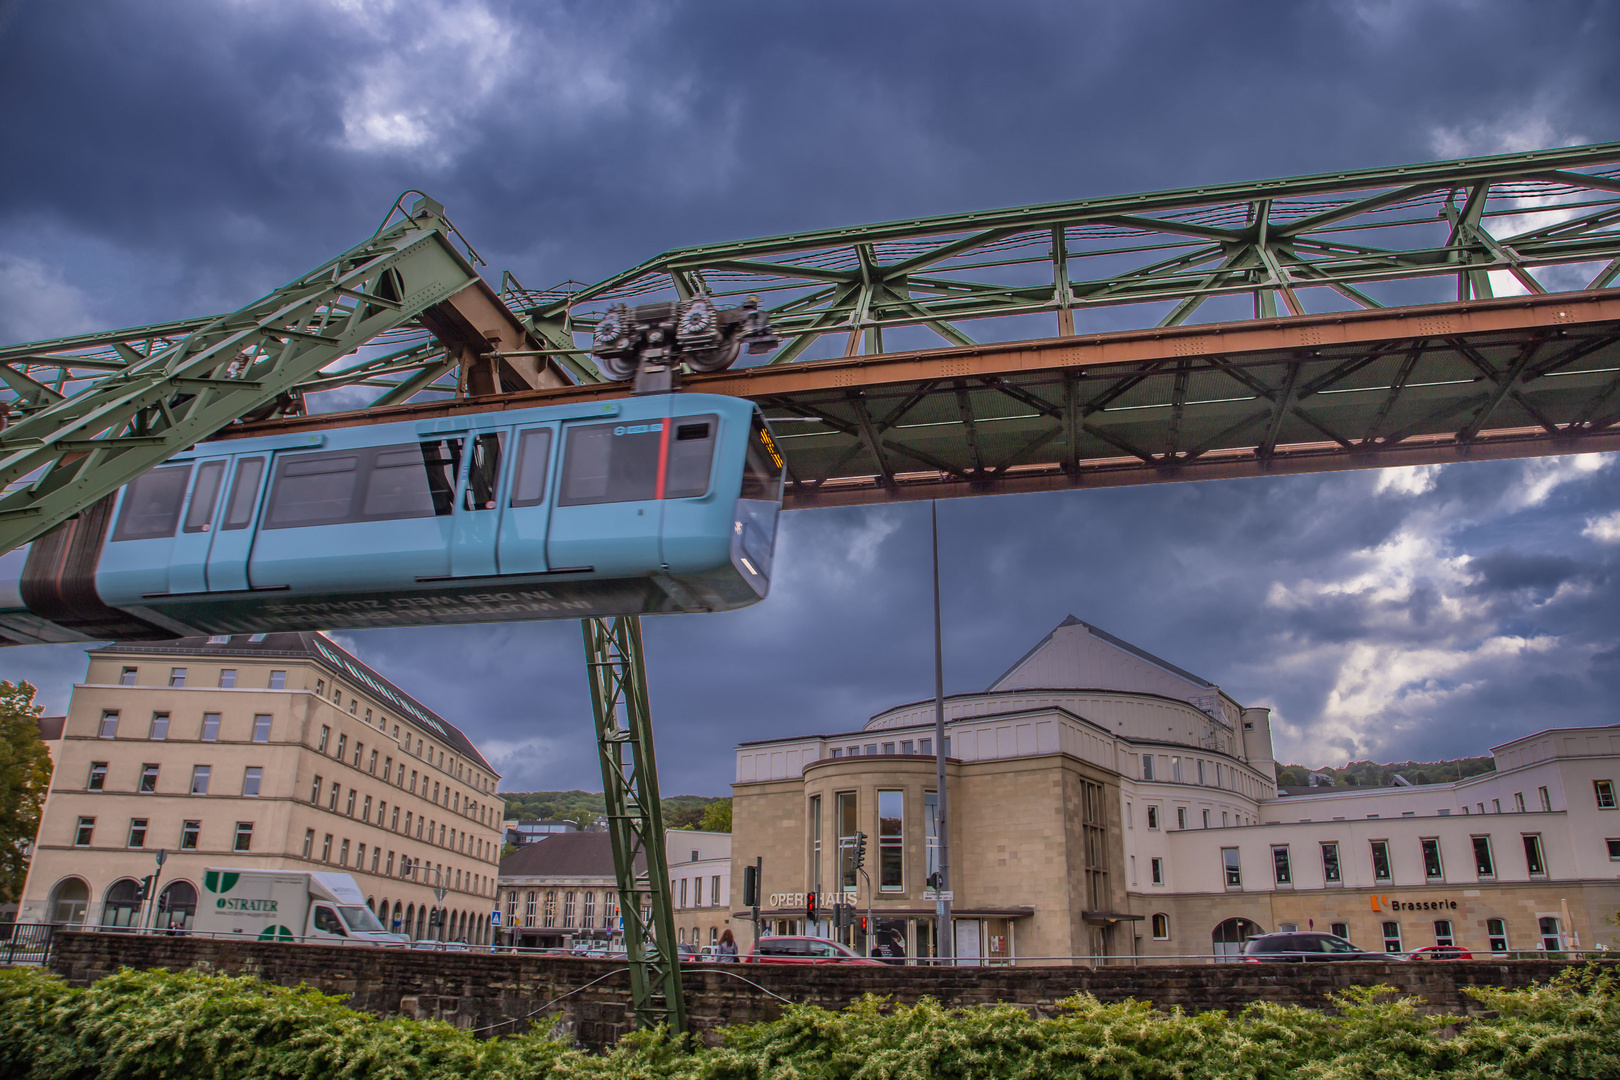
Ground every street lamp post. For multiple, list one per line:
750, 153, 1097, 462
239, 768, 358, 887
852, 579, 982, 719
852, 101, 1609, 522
931, 502, 953, 963
142, 850, 167, 933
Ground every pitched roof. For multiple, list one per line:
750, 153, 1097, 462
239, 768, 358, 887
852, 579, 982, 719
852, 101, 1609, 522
498, 832, 645, 879
93, 632, 493, 773
988, 615, 1214, 692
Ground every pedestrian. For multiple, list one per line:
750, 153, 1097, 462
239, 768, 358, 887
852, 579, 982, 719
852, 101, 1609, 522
717, 927, 739, 962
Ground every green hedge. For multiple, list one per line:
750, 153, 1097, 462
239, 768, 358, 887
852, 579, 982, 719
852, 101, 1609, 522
1, 965, 1616, 1079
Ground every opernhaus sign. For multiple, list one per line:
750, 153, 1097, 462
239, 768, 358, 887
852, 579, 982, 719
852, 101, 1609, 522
1370, 895, 1459, 913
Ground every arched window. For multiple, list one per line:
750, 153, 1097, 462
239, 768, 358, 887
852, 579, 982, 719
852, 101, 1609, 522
390, 900, 403, 932
1151, 913, 1170, 940
405, 903, 416, 938
678, 926, 686, 944
100, 879, 143, 928
1212, 917, 1263, 961
157, 881, 198, 931
543, 890, 557, 928
48, 878, 89, 926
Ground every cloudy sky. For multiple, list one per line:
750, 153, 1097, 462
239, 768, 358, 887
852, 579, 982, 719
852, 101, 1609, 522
4, 1, 1620, 795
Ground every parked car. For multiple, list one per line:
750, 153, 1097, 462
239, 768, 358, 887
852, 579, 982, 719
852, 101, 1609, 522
745, 936, 884, 965
1405, 945, 1473, 961
676, 943, 704, 962
1241, 932, 1379, 962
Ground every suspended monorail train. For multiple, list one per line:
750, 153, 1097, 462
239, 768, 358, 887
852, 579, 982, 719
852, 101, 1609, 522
0, 394, 784, 645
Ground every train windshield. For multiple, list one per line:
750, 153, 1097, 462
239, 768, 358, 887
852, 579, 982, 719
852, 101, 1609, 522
740, 414, 783, 502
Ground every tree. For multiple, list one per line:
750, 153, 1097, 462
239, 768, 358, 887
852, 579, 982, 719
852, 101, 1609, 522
0, 682, 53, 904
698, 798, 732, 833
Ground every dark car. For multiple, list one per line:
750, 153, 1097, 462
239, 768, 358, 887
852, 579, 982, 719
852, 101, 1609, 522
745, 936, 884, 965
1241, 932, 1378, 962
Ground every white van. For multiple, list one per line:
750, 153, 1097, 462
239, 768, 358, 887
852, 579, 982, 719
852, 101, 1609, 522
191, 868, 408, 946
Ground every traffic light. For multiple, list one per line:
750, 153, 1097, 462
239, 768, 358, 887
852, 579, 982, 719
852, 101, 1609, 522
858, 916, 868, 934
805, 891, 817, 923
834, 904, 852, 931
742, 864, 759, 907
927, 872, 942, 891
852, 831, 867, 871
429, 909, 441, 929
135, 876, 153, 902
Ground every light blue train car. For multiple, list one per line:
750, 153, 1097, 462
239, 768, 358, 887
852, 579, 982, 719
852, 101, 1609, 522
0, 393, 783, 644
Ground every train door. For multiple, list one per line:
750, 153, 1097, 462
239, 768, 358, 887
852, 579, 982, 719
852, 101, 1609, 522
204, 455, 267, 592
449, 428, 510, 577
546, 413, 667, 576
167, 456, 232, 594
495, 424, 558, 575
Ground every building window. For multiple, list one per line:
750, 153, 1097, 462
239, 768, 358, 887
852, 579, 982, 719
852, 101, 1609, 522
218, 669, 237, 689
1487, 918, 1508, 952
339, 839, 349, 865
75, 816, 95, 846
924, 791, 940, 887
1271, 845, 1292, 885
879, 790, 904, 892
1142, 755, 1154, 780
1513, 792, 1526, 813
1421, 838, 1444, 881
174, 819, 198, 850
310, 775, 322, 802
1382, 922, 1402, 952
1147, 806, 1159, 830
1538, 786, 1552, 812
1330, 922, 1349, 939
1150, 857, 1164, 885
346, 789, 356, 816
133, 763, 158, 793
1472, 836, 1495, 878
303, 829, 314, 858
392, 807, 400, 831
1176, 807, 1187, 830
1171, 756, 1182, 782
201, 714, 220, 742
563, 892, 576, 927
191, 766, 211, 795
87, 762, 108, 791
1539, 917, 1562, 952
808, 795, 822, 891
543, 890, 557, 928
1202, 809, 1210, 829
920, 738, 933, 755
410, 771, 418, 794
386, 852, 394, 876
582, 891, 595, 928
1221, 847, 1241, 889
98, 711, 119, 739
1608, 838, 1620, 861
1321, 842, 1341, 883
321, 834, 333, 861
120, 667, 137, 686
1596, 780, 1617, 810
1492, 798, 1501, 813
336, 734, 347, 761
713, 875, 721, 905
234, 823, 254, 852
1522, 833, 1546, 876
369, 750, 378, 775
1197, 760, 1206, 785
1151, 913, 1170, 939
242, 767, 263, 797
524, 891, 537, 927
837, 791, 859, 889
169, 668, 187, 688
506, 892, 519, 925
316, 680, 325, 695
678, 878, 687, 908
251, 715, 271, 743
1434, 919, 1454, 947
329, 781, 340, 810
356, 843, 366, 869
362, 795, 372, 821
149, 713, 169, 740
319, 726, 330, 753
1370, 840, 1392, 881
128, 818, 148, 848
1081, 780, 1109, 910
269, 670, 287, 690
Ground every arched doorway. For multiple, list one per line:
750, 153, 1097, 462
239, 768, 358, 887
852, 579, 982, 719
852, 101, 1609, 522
48, 878, 89, 926
156, 881, 197, 931
391, 901, 403, 934
415, 906, 426, 939
100, 879, 143, 929
404, 903, 416, 939
1212, 917, 1263, 961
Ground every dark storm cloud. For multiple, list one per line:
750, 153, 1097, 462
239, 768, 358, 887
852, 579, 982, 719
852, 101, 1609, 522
4, 0, 1620, 791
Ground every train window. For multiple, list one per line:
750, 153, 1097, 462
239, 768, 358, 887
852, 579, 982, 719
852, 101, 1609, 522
363, 446, 449, 519
558, 421, 661, 506
111, 464, 194, 541
222, 458, 265, 530
265, 453, 360, 527
740, 415, 783, 501
417, 439, 462, 516
664, 415, 717, 499
463, 434, 505, 511
183, 461, 227, 533
510, 429, 553, 508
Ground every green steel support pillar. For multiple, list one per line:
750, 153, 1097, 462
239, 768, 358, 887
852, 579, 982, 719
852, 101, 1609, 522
581, 615, 687, 1037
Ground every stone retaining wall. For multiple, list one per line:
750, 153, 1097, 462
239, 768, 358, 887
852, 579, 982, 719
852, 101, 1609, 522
47, 932, 1610, 1051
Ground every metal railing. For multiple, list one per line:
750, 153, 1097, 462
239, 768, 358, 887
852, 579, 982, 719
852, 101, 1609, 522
0, 923, 55, 965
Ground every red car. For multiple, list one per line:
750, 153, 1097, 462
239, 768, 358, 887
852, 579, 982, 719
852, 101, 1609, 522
745, 936, 885, 965
1406, 945, 1473, 961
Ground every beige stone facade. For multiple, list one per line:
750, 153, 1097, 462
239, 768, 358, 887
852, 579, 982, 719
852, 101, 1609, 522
19, 633, 506, 945
733, 616, 1620, 963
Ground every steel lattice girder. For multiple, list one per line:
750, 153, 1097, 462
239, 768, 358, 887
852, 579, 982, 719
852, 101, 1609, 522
582, 616, 687, 1036
520, 142, 1620, 363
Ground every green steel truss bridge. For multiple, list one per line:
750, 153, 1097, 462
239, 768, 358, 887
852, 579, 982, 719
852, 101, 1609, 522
5, 143, 1620, 1033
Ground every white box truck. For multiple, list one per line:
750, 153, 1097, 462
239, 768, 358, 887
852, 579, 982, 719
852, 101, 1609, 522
193, 868, 408, 945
